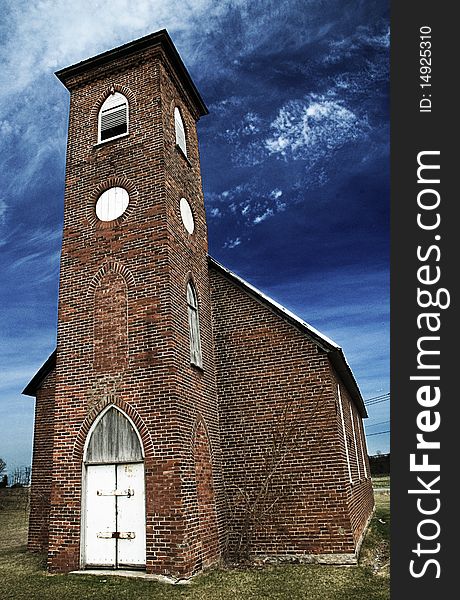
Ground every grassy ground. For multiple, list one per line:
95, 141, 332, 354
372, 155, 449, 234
0, 489, 389, 600
371, 475, 390, 489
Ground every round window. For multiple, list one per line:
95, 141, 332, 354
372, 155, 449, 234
180, 198, 195, 234
95, 187, 129, 221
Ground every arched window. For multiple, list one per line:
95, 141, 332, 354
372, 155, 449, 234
98, 92, 128, 142
85, 407, 143, 464
187, 281, 202, 367
174, 107, 187, 156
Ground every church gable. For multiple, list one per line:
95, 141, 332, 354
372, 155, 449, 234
208, 256, 366, 417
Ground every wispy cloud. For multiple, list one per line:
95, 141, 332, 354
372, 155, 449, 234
265, 95, 368, 161
253, 208, 274, 224
0, 199, 7, 225
324, 24, 390, 66
209, 207, 222, 218
0, 0, 264, 101
206, 182, 287, 233
224, 237, 241, 249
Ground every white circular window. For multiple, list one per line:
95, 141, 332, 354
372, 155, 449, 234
95, 187, 129, 221
180, 198, 195, 234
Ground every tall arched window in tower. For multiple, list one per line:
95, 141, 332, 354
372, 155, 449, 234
187, 281, 202, 367
174, 106, 187, 156
98, 92, 129, 142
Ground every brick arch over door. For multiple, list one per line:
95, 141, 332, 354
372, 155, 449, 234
193, 418, 219, 567
93, 268, 128, 372
72, 399, 154, 465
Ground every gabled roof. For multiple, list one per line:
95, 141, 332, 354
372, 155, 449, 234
209, 257, 367, 418
23, 258, 367, 418
22, 351, 56, 397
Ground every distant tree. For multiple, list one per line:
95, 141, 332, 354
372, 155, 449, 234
0, 460, 8, 493
10, 466, 31, 487
369, 453, 390, 475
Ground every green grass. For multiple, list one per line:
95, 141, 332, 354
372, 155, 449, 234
0, 491, 389, 600
371, 475, 390, 489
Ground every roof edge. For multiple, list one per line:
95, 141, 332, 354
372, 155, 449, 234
329, 351, 367, 418
208, 255, 367, 417
22, 350, 56, 397
208, 256, 339, 352
55, 29, 208, 116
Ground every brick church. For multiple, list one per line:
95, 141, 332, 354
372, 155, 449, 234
23, 30, 374, 577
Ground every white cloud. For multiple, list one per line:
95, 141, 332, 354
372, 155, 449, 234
209, 96, 244, 115
325, 24, 389, 59
206, 182, 287, 228
270, 188, 283, 200
0, 199, 7, 225
209, 207, 222, 218
253, 208, 274, 224
8, 251, 45, 271
0, 0, 257, 102
361, 27, 390, 49
224, 237, 241, 249
219, 111, 266, 167
0, 120, 14, 136
265, 95, 368, 161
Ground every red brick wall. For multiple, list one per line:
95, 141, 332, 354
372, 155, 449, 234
193, 420, 219, 568
156, 57, 225, 575
40, 40, 223, 576
331, 370, 374, 546
28, 370, 55, 552
209, 266, 357, 558
93, 270, 128, 372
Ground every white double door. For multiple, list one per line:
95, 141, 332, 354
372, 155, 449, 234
84, 462, 146, 569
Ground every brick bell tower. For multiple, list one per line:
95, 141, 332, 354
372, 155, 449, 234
40, 30, 223, 576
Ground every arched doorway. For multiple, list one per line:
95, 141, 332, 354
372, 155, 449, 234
81, 406, 146, 569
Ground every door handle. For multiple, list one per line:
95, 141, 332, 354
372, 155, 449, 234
96, 531, 136, 539
97, 488, 134, 497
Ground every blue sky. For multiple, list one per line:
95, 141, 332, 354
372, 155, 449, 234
0, 0, 389, 473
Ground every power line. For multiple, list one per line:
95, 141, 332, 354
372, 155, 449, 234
366, 399, 389, 407
367, 430, 390, 437
364, 394, 390, 406
366, 420, 390, 428
365, 393, 390, 403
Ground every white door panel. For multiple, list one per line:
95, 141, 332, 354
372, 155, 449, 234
116, 463, 146, 567
85, 465, 116, 567
84, 462, 145, 569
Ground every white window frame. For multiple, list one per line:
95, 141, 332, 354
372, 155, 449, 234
98, 92, 129, 144
337, 385, 353, 485
174, 106, 187, 157
359, 419, 369, 479
187, 281, 202, 368
350, 404, 361, 481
